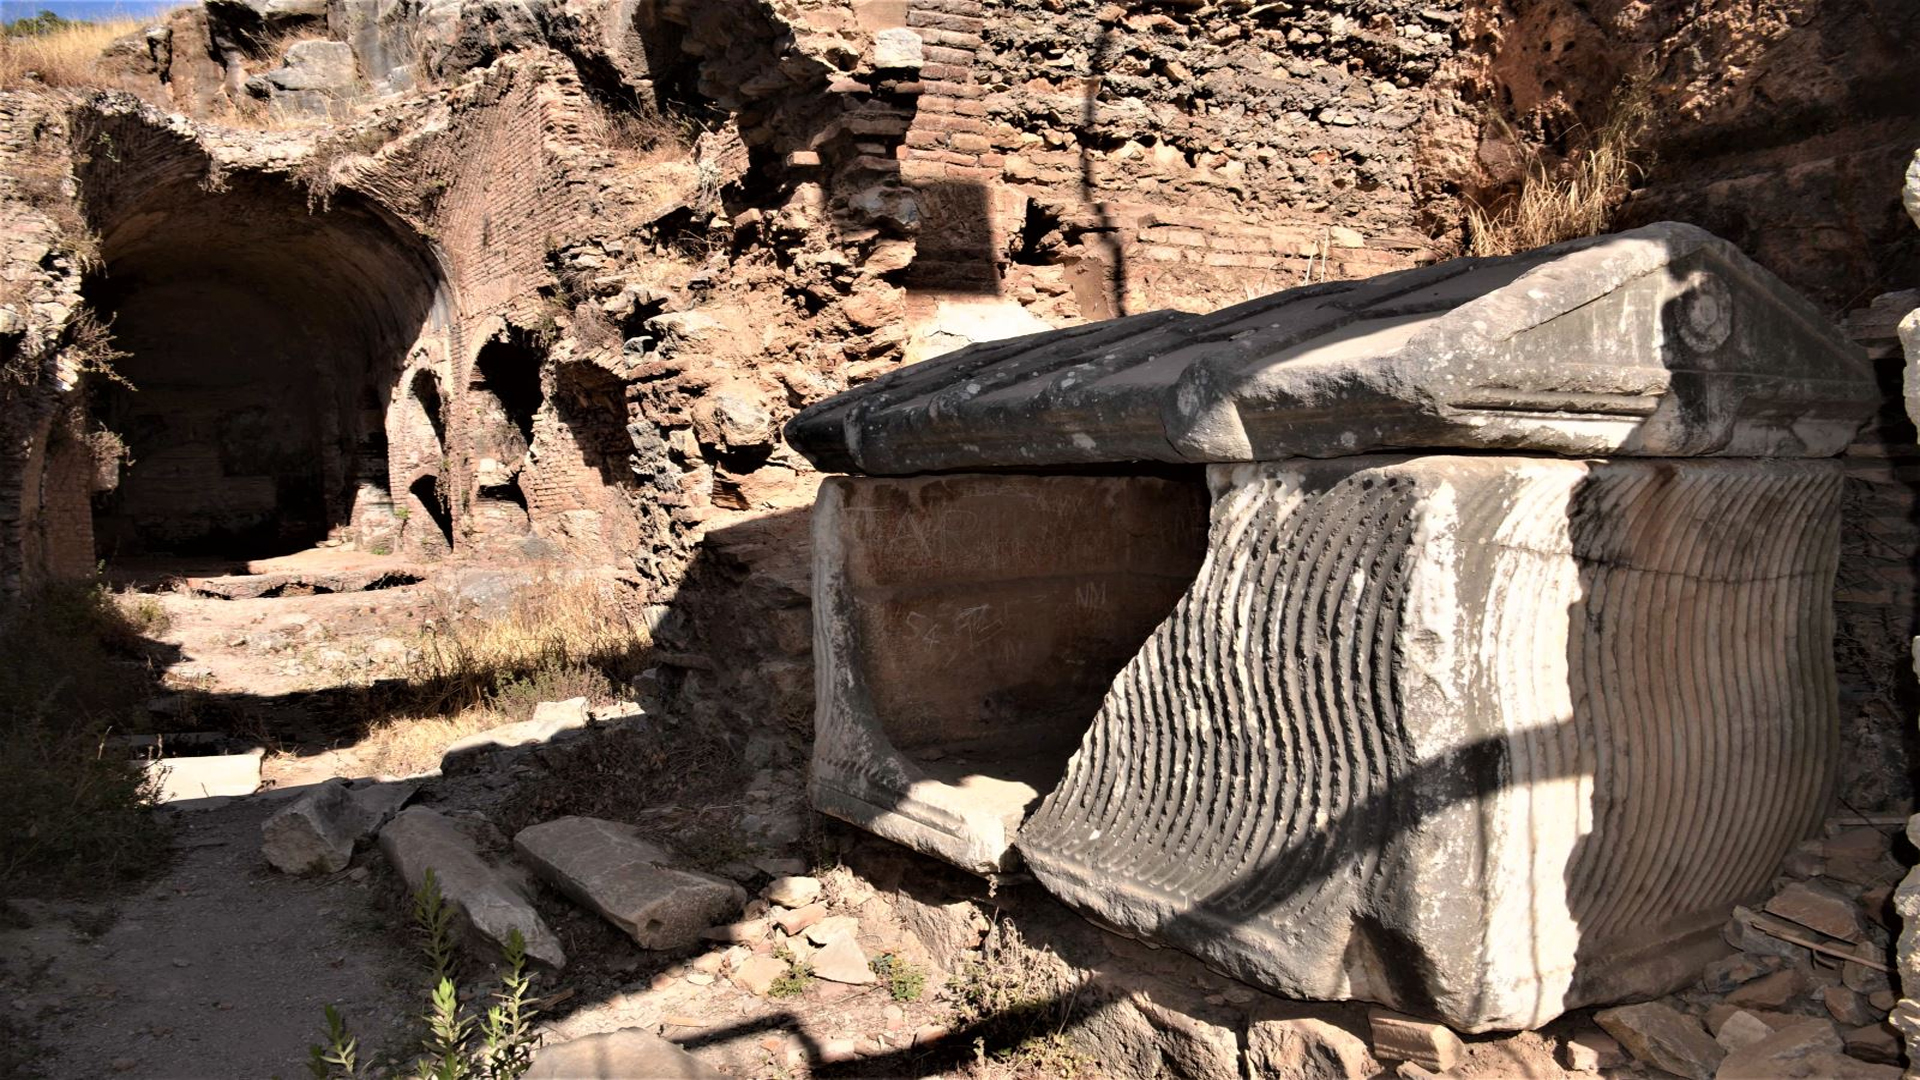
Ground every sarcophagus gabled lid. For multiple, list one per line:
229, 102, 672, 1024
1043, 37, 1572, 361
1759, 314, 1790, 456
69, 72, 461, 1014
787, 222, 1874, 473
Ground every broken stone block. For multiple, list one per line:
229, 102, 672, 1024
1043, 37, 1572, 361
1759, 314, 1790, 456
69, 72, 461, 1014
378, 808, 564, 968
1825, 985, 1880, 1027
524, 1027, 723, 1080
1595, 1002, 1723, 1080
1246, 1003, 1377, 1078
773, 903, 826, 935
787, 223, 1875, 474
1018, 455, 1843, 1030
809, 472, 1209, 872
1367, 1010, 1464, 1073
261, 778, 415, 874
513, 817, 745, 950
1767, 881, 1865, 941
810, 935, 875, 985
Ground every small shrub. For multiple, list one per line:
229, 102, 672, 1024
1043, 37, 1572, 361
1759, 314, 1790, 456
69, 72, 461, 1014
408, 574, 644, 713
768, 947, 813, 999
1465, 76, 1654, 257
870, 952, 927, 1003
947, 922, 1093, 1078
311, 870, 543, 1079
0, 579, 171, 896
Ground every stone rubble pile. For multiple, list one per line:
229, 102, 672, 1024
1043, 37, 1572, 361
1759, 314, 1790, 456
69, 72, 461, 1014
1592, 820, 1906, 1079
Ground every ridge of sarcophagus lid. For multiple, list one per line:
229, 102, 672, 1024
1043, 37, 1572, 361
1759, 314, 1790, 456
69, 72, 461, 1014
785, 221, 1874, 474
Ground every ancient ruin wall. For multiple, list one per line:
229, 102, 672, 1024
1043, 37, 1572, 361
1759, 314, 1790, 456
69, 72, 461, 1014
0, 0, 1916, 798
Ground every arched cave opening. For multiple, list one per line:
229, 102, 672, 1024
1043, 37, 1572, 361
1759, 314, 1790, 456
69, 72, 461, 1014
83, 164, 445, 566
467, 332, 545, 538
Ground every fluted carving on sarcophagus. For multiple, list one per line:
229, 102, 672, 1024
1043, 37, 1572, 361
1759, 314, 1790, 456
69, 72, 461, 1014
1016, 455, 1843, 1031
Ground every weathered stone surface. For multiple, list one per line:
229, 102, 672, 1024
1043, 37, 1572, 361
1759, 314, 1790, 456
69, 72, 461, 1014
1714, 1010, 1775, 1053
524, 1027, 723, 1080
809, 472, 1208, 873
441, 702, 590, 773
1017, 455, 1842, 1031
788, 223, 1874, 474
1596, 1002, 1723, 1080
261, 778, 415, 874
1726, 969, 1806, 1010
513, 817, 744, 949
147, 750, 263, 802
810, 935, 875, 984
378, 808, 564, 967
1368, 1009, 1464, 1072
1246, 1003, 1377, 1078
1712, 1017, 1841, 1078
873, 27, 922, 68
1766, 881, 1864, 941
247, 40, 360, 117
764, 876, 822, 908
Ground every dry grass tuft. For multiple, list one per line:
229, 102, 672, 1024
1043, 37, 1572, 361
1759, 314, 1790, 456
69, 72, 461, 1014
0, 16, 144, 90
353, 707, 506, 778
409, 573, 646, 712
340, 574, 644, 776
1465, 77, 1654, 258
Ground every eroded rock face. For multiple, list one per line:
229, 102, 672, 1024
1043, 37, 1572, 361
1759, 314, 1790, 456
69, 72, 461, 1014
787, 223, 1875, 475
1015, 455, 1843, 1031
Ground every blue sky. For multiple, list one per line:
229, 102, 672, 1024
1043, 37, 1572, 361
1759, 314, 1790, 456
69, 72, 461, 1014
2, 0, 186, 23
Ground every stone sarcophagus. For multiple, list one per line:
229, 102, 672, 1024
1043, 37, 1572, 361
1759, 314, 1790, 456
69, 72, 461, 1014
786, 223, 1877, 1031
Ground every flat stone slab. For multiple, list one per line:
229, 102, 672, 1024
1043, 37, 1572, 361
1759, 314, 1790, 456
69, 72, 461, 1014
146, 750, 263, 803
513, 817, 744, 949
524, 1028, 723, 1079
787, 223, 1873, 472
1014, 454, 1843, 1031
378, 808, 565, 968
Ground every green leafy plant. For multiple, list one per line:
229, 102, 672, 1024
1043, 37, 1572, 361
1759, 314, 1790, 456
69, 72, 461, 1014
309, 872, 543, 1080
768, 944, 813, 999
869, 953, 926, 1003
306, 1005, 358, 1079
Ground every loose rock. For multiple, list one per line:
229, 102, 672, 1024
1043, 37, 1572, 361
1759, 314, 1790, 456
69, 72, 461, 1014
810, 935, 876, 984
1765, 880, 1864, 942
513, 816, 745, 950
765, 875, 822, 907
261, 778, 415, 874
524, 1028, 723, 1079
1367, 1009, 1464, 1073
1595, 1001, 1724, 1080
